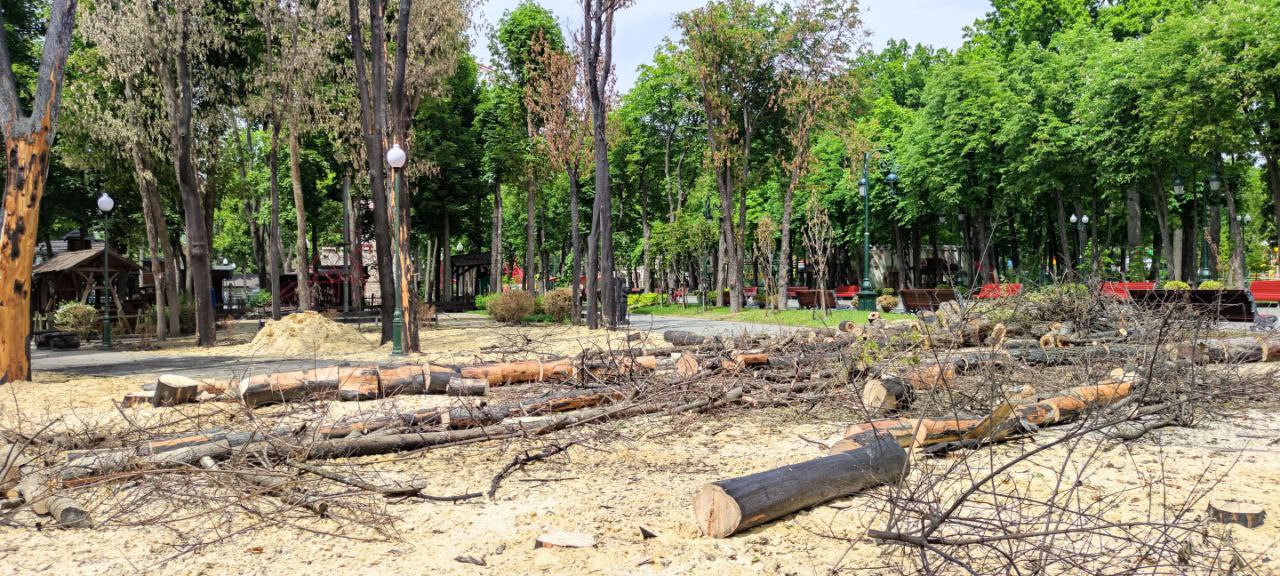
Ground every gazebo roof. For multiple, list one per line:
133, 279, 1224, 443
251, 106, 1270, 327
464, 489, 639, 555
33, 247, 141, 276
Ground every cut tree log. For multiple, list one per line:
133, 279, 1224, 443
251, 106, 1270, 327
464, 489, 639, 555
378, 364, 427, 395
446, 377, 488, 397
153, 375, 201, 407
122, 391, 155, 407
45, 495, 91, 528
1208, 499, 1266, 528
461, 359, 576, 386
663, 330, 719, 346
860, 379, 914, 413
675, 354, 700, 378
695, 430, 907, 538
1, 444, 29, 493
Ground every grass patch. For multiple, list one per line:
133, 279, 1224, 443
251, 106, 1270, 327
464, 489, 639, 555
631, 304, 912, 329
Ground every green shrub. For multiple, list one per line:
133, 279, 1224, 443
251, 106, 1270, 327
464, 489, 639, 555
53, 301, 98, 339
1198, 280, 1225, 290
876, 294, 900, 312
934, 284, 953, 291
474, 293, 496, 311
879, 287, 895, 296
486, 290, 535, 323
1163, 280, 1191, 290
627, 292, 663, 309
522, 312, 558, 323
248, 290, 272, 308
542, 287, 574, 322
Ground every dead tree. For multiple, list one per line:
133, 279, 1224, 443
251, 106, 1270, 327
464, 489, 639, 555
0, 0, 78, 382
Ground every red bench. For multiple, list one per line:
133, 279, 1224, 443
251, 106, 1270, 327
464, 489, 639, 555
973, 283, 1022, 299
1100, 281, 1156, 299
1250, 280, 1280, 304
743, 287, 758, 298
834, 285, 859, 299
786, 286, 806, 299
796, 290, 837, 309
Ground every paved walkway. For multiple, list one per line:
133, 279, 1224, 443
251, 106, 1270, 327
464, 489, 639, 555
31, 347, 348, 381
627, 314, 812, 339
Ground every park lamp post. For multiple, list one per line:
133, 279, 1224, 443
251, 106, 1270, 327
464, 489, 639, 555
386, 143, 407, 356
1199, 172, 1221, 282
858, 150, 897, 312
97, 192, 115, 349
1069, 213, 1090, 267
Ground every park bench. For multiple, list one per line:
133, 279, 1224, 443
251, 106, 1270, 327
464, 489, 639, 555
1099, 281, 1156, 300
833, 285, 859, 299
1249, 280, 1280, 304
796, 290, 837, 309
1127, 289, 1258, 323
973, 283, 1022, 299
900, 288, 957, 312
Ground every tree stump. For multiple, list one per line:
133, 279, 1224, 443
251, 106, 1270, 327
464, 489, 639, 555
1208, 500, 1266, 528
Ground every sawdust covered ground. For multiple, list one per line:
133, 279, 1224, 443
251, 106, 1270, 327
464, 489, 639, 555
115, 313, 659, 367
3, 328, 1280, 574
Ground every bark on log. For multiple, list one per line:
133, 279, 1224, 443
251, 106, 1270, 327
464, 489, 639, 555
663, 330, 719, 346
1, 445, 29, 493
46, 495, 91, 528
378, 364, 428, 395
460, 359, 576, 386
446, 377, 488, 397
122, 391, 155, 407
695, 431, 906, 538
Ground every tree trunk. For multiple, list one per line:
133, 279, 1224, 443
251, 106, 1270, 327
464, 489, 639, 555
1152, 174, 1175, 281
164, 16, 214, 346
1224, 169, 1246, 288
0, 0, 76, 381
130, 140, 168, 339
490, 179, 502, 294
568, 165, 581, 323
1125, 186, 1142, 277
524, 167, 536, 293
348, 0, 395, 342
441, 212, 451, 303
267, 119, 284, 319
1053, 189, 1072, 277
288, 121, 311, 311
0, 131, 54, 382
1266, 154, 1280, 265
641, 185, 651, 293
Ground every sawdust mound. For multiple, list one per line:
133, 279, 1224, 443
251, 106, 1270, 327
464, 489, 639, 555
249, 311, 376, 356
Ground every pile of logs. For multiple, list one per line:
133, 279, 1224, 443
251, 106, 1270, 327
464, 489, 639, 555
692, 328, 1280, 538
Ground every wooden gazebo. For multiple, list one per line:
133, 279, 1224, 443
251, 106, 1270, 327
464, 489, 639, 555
31, 247, 141, 321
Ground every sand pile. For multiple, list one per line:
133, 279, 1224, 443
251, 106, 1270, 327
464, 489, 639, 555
249, 311, 376, 356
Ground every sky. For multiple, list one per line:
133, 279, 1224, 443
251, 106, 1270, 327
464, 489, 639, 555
469, 0, 994, 93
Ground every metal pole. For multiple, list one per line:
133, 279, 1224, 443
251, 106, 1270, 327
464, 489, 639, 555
858, 152, 875, 311
102, 211, 112, 348
391, 167, 404, 356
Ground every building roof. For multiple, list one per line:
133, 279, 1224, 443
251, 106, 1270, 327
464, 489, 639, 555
32, 248, 141, 276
